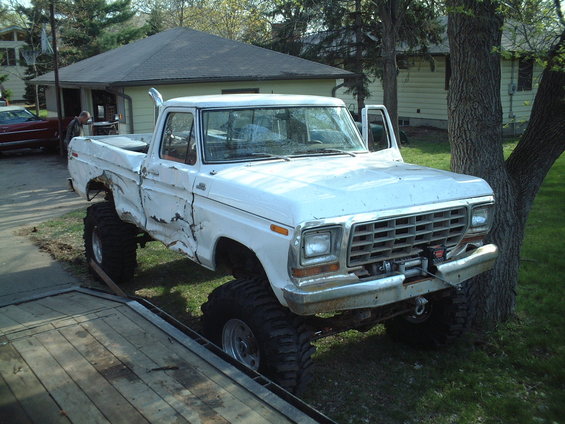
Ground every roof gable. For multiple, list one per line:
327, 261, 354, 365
33, 28, 353, 86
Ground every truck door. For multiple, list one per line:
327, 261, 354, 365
360, 105, 401, 151
141, 109, 199, 259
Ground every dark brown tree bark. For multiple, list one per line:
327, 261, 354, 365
379, 0, 401, 142
447, 0, 565, 324
354, 0, 366, 114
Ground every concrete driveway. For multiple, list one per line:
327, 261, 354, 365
0, 150, 90, 305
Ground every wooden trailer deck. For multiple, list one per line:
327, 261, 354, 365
0, 288, 331, 424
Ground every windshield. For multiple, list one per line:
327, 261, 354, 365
0, 108, 40, 124
202, 106, 366, 162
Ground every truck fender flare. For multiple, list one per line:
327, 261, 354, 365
213, 237, 267, 280
86, 175, 112, 201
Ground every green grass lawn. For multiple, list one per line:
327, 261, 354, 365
26, 132, 565, 424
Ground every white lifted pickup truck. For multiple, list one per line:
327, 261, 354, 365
68, 89, 498, 393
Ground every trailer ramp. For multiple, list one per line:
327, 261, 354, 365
0, 288, 333, 424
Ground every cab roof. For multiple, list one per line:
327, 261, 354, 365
163, 93, 346, 109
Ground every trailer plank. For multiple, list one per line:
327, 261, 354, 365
0, 305, 30, 334
34, 292, 117, 316
116, 305, 297, 422
12, 335, 110, 424
81, 310, 268, 423
0, 338, 70, 424
0, 372, 33, 424
15, 299, 67, 321
58, 324, 198, 424
35, 328, 152, 424
1, 301, 67, 342
0, 289, 330, 424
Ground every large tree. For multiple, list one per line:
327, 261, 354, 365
297, 0, 375, 114
12, 0, 53, 108
266, 0, 319, 56
137, 0, 270, 43
58, 0, 145, 65
447, 0, 565, 323
0, 4, 9, 98
377, 0, 442, 142
268, 0, 442, 135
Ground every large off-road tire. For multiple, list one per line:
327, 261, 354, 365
84, 202, 138, 284
201, 278, 315, 394
385, 282, 477, 348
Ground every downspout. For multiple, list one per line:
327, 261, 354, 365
332, 81, 345, 97
106, 87, 134, 134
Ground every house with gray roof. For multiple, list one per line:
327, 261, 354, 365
32, 27, 354, 134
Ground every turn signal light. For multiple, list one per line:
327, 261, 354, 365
270, 224, 289, 236
292, 262, 339, 278
460, 235, 486, 245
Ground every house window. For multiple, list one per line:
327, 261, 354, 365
0, 48, 17, 66
517, 58, 533, 91
221, 88, 259, 94
444, 56, 451, 91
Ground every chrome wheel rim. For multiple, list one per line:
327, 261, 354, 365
222, 319, 260, 370
92, 229, 103, 264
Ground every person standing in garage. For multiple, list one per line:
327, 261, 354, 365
64, 110, 91, 149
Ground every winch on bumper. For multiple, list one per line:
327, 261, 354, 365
282, 244, 498, 316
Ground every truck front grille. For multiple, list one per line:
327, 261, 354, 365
347, 207, 468, 267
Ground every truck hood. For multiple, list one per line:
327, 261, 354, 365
200, 154, 493, 226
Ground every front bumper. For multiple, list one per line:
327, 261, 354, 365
282, 244, 498, 315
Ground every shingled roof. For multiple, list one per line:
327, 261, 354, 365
32, 27, 354, 87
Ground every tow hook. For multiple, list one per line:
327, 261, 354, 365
413, 296, 428, 316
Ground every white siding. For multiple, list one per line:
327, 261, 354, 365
0, 40, 28, 102
337, 56, 449, 123
337, 56, 542, 131
500, 59, 542, 128
125, 79, 338, 134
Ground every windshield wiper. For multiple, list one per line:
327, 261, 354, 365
300, 148, 356, 157
250, 152, 291, 161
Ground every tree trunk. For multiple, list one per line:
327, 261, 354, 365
447, 0, 518, 323
354, 0, 365, 114
447, 1, 565, 325
379, 0, 400, 142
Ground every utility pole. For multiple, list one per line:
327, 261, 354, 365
49, 0, 64, 156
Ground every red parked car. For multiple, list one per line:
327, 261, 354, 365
0, 106, 72, 152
